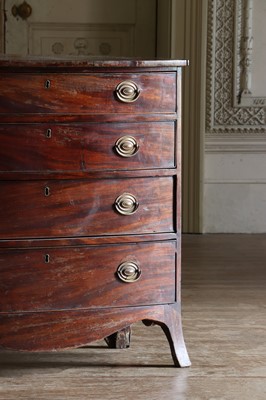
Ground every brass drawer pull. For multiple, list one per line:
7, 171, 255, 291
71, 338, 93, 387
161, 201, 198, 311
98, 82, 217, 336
115, 136, 139, 157
115, 81, 140, 103
117, 261, 141, 283
114, 193, 139, 215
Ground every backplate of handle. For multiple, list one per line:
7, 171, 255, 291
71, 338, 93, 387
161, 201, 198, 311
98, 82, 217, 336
117, 261, 141, 283
115, 81, 140, 103
115, 136, 139, 157
114, 193, 139, 215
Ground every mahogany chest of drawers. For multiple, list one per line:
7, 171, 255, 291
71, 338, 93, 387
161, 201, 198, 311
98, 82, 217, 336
0, 57, 190, 367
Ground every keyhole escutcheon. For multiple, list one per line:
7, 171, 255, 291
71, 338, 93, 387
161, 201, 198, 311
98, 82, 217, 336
44, 186, 50, 197
45, 80, 51, 89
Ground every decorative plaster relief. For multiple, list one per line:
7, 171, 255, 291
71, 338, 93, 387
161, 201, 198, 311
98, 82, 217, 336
29, 23, 134, 57
234, 0, 266, 107
206, 0, 265, 138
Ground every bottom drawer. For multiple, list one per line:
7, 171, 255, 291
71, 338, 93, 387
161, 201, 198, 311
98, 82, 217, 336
0, 241, 176, 312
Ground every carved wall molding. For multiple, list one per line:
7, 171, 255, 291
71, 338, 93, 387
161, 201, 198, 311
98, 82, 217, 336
206, 0, 265, 137
205, 139, 266, 153
205, 178, 266, 184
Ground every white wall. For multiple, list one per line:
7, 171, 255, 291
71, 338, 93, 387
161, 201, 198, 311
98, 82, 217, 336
204, 153, 266, 233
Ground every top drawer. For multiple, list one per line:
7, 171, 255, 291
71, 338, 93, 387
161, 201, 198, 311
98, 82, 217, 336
0, 73, 176, 115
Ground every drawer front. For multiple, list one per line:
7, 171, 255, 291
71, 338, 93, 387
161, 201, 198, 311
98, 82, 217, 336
0, 73, 176, 115
0, 242, 176, 312
0, 122, 175, 172
0, 177, 174, 239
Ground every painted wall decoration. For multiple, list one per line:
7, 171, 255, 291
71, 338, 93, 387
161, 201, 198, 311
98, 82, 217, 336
206, 0, 265, 138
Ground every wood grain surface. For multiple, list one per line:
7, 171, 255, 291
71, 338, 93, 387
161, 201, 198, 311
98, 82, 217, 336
0, 241, 176, 312
0, 177, 175, 238
0, 122, 175, 172
0, 302, 190, 369
0, 60, 187, 371
0, 73, 176, 115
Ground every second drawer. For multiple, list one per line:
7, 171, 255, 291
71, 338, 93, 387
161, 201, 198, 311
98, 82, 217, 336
0, 122, 175, 172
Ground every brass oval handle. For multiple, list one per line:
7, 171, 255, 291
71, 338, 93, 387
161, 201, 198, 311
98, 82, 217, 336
114, 193, 139, 215
115, 81, 140, 103
115, 136, 139, 157
117, 261, 141, 283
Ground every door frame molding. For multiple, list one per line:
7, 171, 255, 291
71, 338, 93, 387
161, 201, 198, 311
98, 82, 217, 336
0, 0, 4, 53
169, 0, 208, 233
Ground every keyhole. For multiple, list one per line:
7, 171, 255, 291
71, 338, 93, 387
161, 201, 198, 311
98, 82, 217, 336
44, 254, 50, 263
44, 186, 50, 196
46, 128, 52, 138
45, 80, 51, 89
